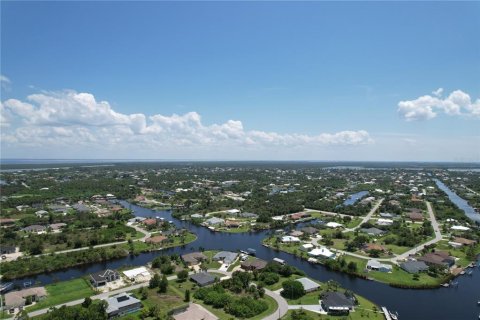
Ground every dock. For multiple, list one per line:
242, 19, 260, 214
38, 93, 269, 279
382, 307, 392, 320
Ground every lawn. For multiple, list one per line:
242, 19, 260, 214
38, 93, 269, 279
26, 278, 95, 312
202, 250, 221, 269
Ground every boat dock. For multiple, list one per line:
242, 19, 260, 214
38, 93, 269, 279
382, 307, 392, 320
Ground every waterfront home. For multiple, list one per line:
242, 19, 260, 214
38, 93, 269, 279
289, 230, 304, 237
105, 293, 142, 318
301, 226, 318, 235
142, 218, 158, 227
296, 277, 320, 293
225, 220, 241, 228
418, 251, 455, 268
376, 219, 393, 226
366, 260, 392, 272
181, 252, 208, 266
321, 292, 355, 314
22, 225, 47, 234
281, 235, 301, 243
241, 258, 267, 271
213, 251, 238, 264
205, 217, 225, 226
4, 287, 47, 313
190, 272, 216, 287
359, 227, 385, 236
190, 213, 204, 219
400, 261, 429, 274
300, 243, 314, 252
308, 247, 336, 260
145, 235, 167, 244
90, 269, 120, 287
326, 222, 343, 229
122, 267, 151, 282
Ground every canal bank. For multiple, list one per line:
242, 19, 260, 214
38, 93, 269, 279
5, 200, 480, 320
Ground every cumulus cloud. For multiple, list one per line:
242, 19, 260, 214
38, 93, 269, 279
1, 90, 373, 154
398, 89, 480, 121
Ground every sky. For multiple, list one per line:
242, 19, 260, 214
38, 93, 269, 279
1, 1, 479, 162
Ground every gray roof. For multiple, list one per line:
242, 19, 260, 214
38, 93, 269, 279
206, 217, 225, 225
23, 225, 46, 232
322, 292, 354, 310
213, 251, 238, 264
400, 261, 429, 274
190, 272, 216, 286
359, 227, 385, 235
73, 203, 90, 212
239, 212, 258, 218
191, 214, 204, 219
105, 293, 141, 314
296, 277, 320, 291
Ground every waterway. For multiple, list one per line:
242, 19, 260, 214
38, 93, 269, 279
9, 201, 480, 320
434, 179, 480, 224
343, 191, 369, 206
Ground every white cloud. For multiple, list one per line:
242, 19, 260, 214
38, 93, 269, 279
398, 89, 480, 121
1, 90, 373, 156
0, 75, 11, 90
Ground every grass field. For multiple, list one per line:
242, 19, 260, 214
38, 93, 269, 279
26, 278, 95, 312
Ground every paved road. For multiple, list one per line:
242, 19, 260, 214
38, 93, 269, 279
342, 199, 384, 233
27, 267, 288, 320
391, 201, 443, 262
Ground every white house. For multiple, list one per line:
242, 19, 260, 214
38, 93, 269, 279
326, 222, 343, 229
451, 225, 470, 231
300, 243, 314, 252
281, 236, 301, 243
308, 247, 335, 259
376, 218, 393, 226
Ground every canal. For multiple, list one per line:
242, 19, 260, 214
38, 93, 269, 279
10, 199, 480, 320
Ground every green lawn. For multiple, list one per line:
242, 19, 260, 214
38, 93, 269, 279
26, 278, 95, 312
201, 250, 221, 269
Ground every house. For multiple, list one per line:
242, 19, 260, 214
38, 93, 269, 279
225, 220, 241, 228
326, 222, 343, 229
181, 252, 208, 265
0, 218, 17, 226
379, 212, 396, 219
241, 258, 268, 271
407, 211, 424, 222
226, 209, 240, 215
105, 293, 142, 318
290, 230, 304, 237
0, 245, 16, 254
143, 218, 158, 227
296, 277, 320, 293
418, 251, 455, 268
213, 251, 238, 264
321, 292, 355, 314
452, 237, 477, 246
73, 203, 90, 213
239, 212, 258, 219
190, 214, 204, 219
35, 210, 48, 218
23, 225, 47, 234
366, 260, 392, 272
281, 236, 301, 243
400, 261, 429, 274
308, 247, 335, 260
4, 287, 47, 312
300, 243, 314, 252
145, 235, 168, 244
359, 227, 385, 236
451, 225, 470, 231
122, 267, 151, 281
49, 223, 67, 232
190, 272, 216, 287
362, 243, 387, 253
205, 217, 225, 226
90, 269, 120, 287
376, 219, 393, 226
301, 227, 318, 235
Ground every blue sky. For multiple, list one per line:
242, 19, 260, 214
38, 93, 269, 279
1, 2, 479, 161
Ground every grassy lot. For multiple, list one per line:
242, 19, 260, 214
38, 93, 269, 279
25, 278, 95, 312
202, 250, 221, 269
217, 225, 252, 233
122, 287, 187, 319
345, 218, 362, 229
261, 274, 303, 291
227, 258, 241, 272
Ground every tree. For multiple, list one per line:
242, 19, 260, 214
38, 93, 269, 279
149, 273, 161, 289
158, 274, 168, 293
81, 297, 92, 308
184, 289, 190, 302
177, 269, 189, 282
281, 280, 305, 300
347, 261, 358, 273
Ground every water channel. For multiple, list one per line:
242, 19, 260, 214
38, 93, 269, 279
9, 192, 480, 320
